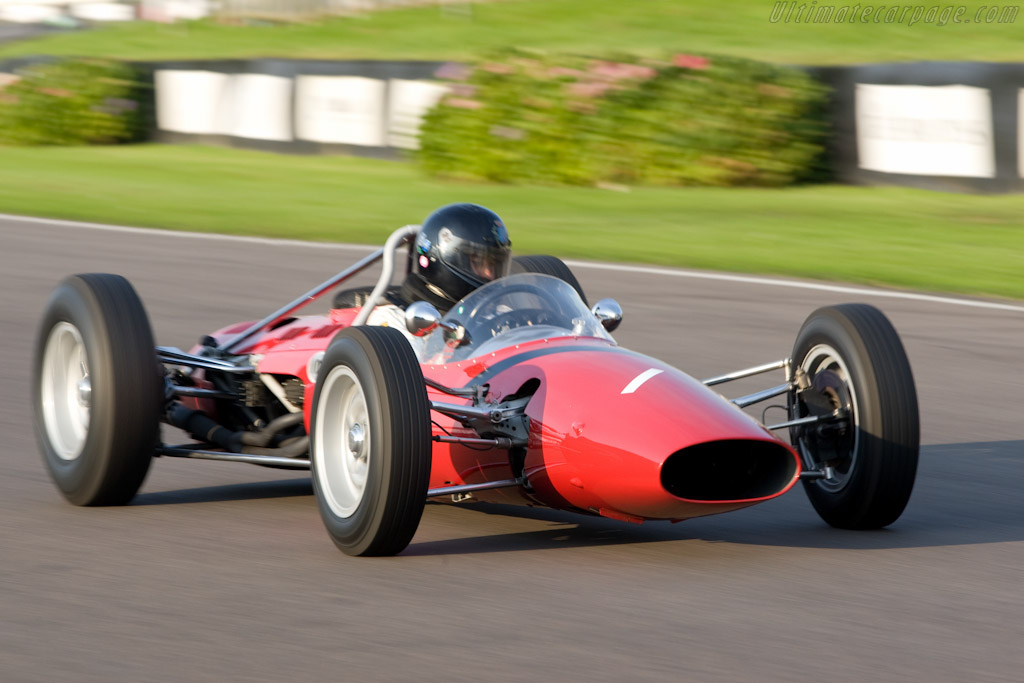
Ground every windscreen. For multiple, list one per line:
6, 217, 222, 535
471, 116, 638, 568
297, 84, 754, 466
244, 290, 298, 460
419, 273, 614, 363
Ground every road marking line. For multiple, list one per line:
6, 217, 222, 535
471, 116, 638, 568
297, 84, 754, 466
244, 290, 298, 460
622, 368, 663, 395
5, 213, 1023, 313
1, 213, 375, 251
563, 260, 1024, 314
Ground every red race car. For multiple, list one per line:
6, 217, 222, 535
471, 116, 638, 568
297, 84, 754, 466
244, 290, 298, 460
33, 225, 919, 556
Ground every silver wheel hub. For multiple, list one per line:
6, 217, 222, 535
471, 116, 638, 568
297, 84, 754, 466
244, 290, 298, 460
798, 343, 858, 493
348, 423, 366, 459
77, 376, 91, 406
40, 322, 91, 461
313, 365, 371, 519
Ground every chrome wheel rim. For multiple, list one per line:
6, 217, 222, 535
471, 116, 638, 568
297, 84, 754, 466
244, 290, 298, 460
40, 322, 91, 461
314, 365, 371, 518
798, 343, 859, 493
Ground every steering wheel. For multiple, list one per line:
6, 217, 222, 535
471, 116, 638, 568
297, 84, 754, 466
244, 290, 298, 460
467, 282, 562, 320
485, 308, 572, 337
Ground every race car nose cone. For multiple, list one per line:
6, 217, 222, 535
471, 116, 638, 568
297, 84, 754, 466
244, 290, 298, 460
77, 376, 91, 406
348, 423, 366, 459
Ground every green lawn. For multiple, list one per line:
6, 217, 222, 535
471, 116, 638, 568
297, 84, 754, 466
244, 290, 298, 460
3, 144, 1022, 300
0, 0, 1021, 64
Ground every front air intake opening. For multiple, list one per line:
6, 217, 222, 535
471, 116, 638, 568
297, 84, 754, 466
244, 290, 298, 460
661, 439, 797, 502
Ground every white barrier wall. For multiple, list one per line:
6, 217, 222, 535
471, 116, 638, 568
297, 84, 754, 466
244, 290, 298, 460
155, 70, 228, 135
387, 79, 449, 149
155, 66, 449, 151
222, 74, 293, 141
70, 3, 135, 21
813, 62, 1024, 192
0, 0, 136, 22
139, 0, 212, 20
855, 84, 995, 178
296, 76, 387, 146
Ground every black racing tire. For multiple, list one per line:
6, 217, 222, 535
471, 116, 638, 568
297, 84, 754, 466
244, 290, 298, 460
310, 325, 432, 556
789, 304, 919, 529
510, 255, 588, 306
33, 274, 162, 506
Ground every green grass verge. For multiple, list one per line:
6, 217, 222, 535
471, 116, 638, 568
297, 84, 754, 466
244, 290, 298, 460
2, 144, 1022, 300
0, 0, 1021, 64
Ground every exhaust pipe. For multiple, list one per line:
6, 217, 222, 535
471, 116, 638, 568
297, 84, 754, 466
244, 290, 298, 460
166, 403, 308, 458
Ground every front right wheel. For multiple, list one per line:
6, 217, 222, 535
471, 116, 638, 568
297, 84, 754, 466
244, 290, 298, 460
310, 326, 432, 556
789, 304, 919, 529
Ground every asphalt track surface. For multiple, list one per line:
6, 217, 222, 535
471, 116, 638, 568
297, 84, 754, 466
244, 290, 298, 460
3, 215, 1023, 682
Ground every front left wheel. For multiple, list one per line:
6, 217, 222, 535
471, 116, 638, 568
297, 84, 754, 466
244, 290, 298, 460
310, 326, 432, 556
511, 255, 588, 306
789, 304, 919, 529
33, 274, 162, 506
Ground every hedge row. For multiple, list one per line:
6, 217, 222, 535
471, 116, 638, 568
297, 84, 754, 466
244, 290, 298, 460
418, 50, 830, 187
0, 59, 148, 146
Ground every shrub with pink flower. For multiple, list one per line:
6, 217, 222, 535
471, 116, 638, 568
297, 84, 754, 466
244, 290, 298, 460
673, 54, 711, 70
567, 81, 614, 99
589, 61, 657, 81
547, 67, 584, 79
419, 48, 827, 188
445, 98, 483, 110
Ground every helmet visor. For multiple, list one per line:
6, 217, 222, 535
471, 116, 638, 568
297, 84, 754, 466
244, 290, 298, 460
450, 242, 511, 283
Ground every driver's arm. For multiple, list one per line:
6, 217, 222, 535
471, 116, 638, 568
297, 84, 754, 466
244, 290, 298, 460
364, 304, 426, 356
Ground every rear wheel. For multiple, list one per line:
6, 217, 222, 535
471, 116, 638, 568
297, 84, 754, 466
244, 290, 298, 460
33, 274, 162, 506
511, 255, 587, 306
789, 304, 919, 529
310, 326, 432, 556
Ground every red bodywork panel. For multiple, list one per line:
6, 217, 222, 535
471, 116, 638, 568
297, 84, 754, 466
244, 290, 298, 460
200, 312, 801, 523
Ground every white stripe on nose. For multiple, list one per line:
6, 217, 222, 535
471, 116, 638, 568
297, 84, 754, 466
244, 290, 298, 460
621, 368, 663, 395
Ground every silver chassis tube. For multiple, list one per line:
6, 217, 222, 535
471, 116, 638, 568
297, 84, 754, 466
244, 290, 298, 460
424, 376, 478, 397
430, 400, 520, 424
427, 478, 524, 498
219, 248, 384, 353
767, 411, 847, 474
702, 359, 790, 386
800, 466, 835, 481
433, 434, 513, 449
159, 446, 311, 469
702, 358, 795, 410
765, 413, 827, 431
731, 382, 792, 409
157, 346, 255, 374
219, 224, 420, 354
159, 446, 524, 494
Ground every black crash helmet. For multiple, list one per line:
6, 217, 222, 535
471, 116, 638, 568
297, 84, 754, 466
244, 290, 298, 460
405, 203, 512, 311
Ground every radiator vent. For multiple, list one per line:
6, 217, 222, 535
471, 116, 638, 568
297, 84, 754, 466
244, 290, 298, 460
661, 439, 797, 502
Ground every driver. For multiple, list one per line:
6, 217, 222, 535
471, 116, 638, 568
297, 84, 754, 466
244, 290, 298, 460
401, 202, 512, 314
353, 203, 513, 349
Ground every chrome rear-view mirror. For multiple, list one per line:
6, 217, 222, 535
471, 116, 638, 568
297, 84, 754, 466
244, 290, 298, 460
405, 301, 443, 337
591, 298, 623, 332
